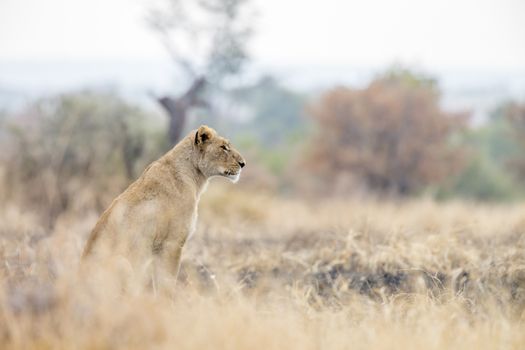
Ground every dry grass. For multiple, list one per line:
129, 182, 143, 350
1, 185, 525, 349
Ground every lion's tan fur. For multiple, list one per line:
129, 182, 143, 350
81, 125, 245, 287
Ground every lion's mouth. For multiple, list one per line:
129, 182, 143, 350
223, 169, 241, 183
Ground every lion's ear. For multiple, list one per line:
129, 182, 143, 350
195, 125, 213, 145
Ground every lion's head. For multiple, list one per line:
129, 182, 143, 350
193, 125, 246, 183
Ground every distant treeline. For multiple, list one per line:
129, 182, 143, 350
1, 67, 525, 226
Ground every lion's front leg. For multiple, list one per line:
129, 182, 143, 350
164, 239, 185, 279
154, 237, 186, 295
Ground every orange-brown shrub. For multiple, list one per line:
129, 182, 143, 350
304, 68, 468, 195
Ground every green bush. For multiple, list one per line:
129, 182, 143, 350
1, 91, 165, 225
440, 155, 519, 201
437, 110, 523, 201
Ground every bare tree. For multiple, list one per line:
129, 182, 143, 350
148, 0, 254, 146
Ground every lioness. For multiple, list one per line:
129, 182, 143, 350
82, 125, 245, 287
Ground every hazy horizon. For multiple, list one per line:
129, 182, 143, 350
2, 0, 525, 122
2, 0, 524, 70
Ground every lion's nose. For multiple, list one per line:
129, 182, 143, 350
238, 160, 246, 168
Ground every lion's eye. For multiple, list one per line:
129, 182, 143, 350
221, 145, 229, 151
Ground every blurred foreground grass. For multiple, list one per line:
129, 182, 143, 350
0, 186, 524, 349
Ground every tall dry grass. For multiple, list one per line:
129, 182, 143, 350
0, 185, 524, 349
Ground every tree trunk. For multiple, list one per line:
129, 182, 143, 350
157, 77, 207, 147
158, 97, 188, 147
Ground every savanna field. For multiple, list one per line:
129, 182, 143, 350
1, 184, 524, 350
2, 0, 525, 348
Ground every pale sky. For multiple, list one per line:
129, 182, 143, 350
1, 0, 524, 70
